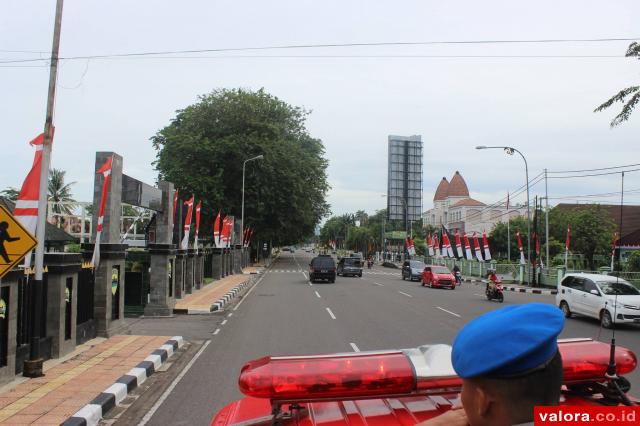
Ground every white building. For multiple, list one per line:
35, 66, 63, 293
423, 171, 526, 235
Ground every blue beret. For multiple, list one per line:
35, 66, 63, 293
451, 303, 564, 378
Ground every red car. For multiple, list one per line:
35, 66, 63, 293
211, 339, 638, 425
421, 265, 456, 289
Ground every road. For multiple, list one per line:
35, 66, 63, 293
124, 252, 640, 426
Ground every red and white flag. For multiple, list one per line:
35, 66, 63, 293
472, 232, 483, 262
611, 231, 619, 270
221, 216, 234, 247
406, 237, 416, 256
172, 190, 179, 231
14, 133, 48, 268
91, 155, 114, 269
463, 232, 472, 259
517, 230, 525, 264
213, 210, 221, 247
442, 231, 454, 257
434, 236, 440, 257
565, 223, 571, 267
535, 233, 543, 268
482, 230, 492, 260
181, 195, 194, 250
194, 201, 201, 253
427, 233, 434, 256
455, 229, 463, 258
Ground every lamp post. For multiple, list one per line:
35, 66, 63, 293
476, 145, 531, 285
380, 195, 387, 261
241, 154, 264, 246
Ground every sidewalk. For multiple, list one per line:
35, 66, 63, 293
0, 335, 180, 425
174, 271, 257, 314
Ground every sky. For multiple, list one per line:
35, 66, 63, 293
2, 0, 639, 220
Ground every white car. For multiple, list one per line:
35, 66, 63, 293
556, 273, 640, 328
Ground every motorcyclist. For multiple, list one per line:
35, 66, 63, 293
486, 268, 499, 293
452, 264, 461, 284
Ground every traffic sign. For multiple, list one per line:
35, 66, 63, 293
0, 205, 38, 279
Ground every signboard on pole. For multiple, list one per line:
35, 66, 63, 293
0, 205, 38, 279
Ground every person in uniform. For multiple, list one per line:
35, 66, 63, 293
419, 303, 565, 426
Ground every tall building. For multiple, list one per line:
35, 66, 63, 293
387, 135, 423, 227
423, 171, 526, 234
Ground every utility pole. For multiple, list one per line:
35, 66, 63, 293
26, 0, 64, 378
544, 168, 550, 267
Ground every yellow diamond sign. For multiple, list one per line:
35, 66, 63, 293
0, 205, 37, 279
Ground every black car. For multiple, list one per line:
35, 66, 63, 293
309, 255, 336, 283
337, 257, 363, 277
401, 260, 426, 281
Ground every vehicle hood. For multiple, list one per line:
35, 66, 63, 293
433, 273, 454, 279
605, 295, 640, 307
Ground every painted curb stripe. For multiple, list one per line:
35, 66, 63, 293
64, 338, 184, 426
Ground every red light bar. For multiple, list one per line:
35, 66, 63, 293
238, 339, 637, 402
559, 338, 637, 383
239, 351, 415, 401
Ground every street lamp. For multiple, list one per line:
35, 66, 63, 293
380, 194, 387, 261
241, 154, 264, 245
476, 145, 531, 285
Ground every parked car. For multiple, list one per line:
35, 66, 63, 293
337, 257, 363, 277
401, 260, 425, 281
309, 255, 336, 283
556, 272, 640, 328
421, 265, 456, 289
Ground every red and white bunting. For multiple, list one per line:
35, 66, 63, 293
463, 232, 472, 259
517, 230, 525, 264
181, 195, 194, 250
14, 133, 48, 268
482, 230, 492, 261
426, 234, 433, 256
213, 210, 221, 247
434, 236, 440, 257
455, 230, 463, 258
442, 231, 454, 258
194, 201, 201, 253
91, 155, 114, 269
472, 232, 483, 262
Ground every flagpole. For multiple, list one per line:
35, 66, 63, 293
25, 0, 64, 378
506, 193, 510, 262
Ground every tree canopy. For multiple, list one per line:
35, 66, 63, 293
152, 88, 330, 245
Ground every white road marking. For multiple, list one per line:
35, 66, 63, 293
221, 319, 227, 325
326, 307, 336, 319
302, 272, 308, 279
137, 340, 211, 426
473, 293, 482, 296
232, 272, 266, 311
227, 312, 233, 317
398, 291, 413, 298
350, 342, 360, 352
373, 282, 384, 286
436, 306, 461, 318
309, 282, 313, 286
212, 328, 220, 335
315, 291, 321, 298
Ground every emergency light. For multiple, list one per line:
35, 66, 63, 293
238, 339, 637, 403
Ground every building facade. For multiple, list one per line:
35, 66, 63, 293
423, 171, 526, 234
387, 135, 423, 223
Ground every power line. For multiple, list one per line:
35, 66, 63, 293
547, 188, 640, 200
1, 36, 637, 64
547, 163, 640, 174
547, 168, 640, 179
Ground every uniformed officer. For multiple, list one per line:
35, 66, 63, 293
419, 303, 565, 426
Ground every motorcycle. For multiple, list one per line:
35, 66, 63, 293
486, 280, 504, 303
367, 260, 373, 269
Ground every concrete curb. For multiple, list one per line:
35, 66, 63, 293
463, 278, 557, 295
61, 336, 185, 426
212, 279, 254, 312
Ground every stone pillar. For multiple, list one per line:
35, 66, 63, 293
226, 248, 233, 275
44, 253, 81, 358
212, 248, 223, 280
233, 246, 242, 274
90, 152, 129, 337
185, 249, 195, 293
0, 271, 20, 386
194, 251, 203, 290
174, 250, 187, 299
145, 181, 177, 316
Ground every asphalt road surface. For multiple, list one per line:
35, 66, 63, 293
125, 252, 640, 426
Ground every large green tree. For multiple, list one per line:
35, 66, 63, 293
594, 42, 639, 127
152, 88, 330, 245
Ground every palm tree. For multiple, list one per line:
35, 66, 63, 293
48, 168, 76, 227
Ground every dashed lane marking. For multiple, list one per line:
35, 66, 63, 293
315, 291, 321, 298
398, 291, 413, 298
350, 343, 360, 352
227, 313, 233, 317
373, 282, 384, 286
212, 328, 221, 335
221, 319, 227, 325
436, 306, 461, 318
326, 307, 336, 320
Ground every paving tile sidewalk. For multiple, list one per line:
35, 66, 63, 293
0, 335, 170, 425
173, 274, 250, 314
